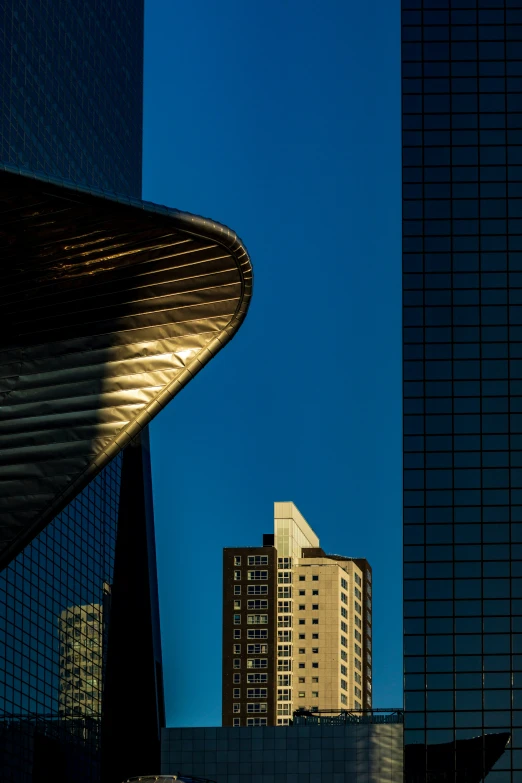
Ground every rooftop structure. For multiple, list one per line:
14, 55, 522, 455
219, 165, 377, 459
292, 708, 404, 725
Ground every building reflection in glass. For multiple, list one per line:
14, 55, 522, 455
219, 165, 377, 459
58, 594, 108, 719
0, 458, 121, 781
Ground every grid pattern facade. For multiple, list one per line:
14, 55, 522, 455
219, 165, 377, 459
402, 0, 522, 780
0, 456, 122, 781
292, 558, 368, 715
161, 724, 403, 783
0, 0, 144, 197
222, 548, 277, 727
274, 503, 320, 724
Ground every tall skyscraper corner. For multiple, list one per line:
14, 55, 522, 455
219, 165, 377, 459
402, 3, 522, 780
0, 2, 252, 781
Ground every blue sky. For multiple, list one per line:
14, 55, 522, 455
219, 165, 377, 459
142, 0, 402, 727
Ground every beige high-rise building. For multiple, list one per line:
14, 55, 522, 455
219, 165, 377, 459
223, 501, 372, 727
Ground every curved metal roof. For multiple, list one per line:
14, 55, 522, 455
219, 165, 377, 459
0, 167, 252, 569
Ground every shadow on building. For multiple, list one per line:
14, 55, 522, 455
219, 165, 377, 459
405, 733, 511, 783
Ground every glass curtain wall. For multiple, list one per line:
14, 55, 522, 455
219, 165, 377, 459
402, 1, 522, 781
0, 0, 143, 196
0, 1, 156, 779
0, 457, 122, 781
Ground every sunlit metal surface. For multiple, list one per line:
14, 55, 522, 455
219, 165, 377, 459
0, 166, 252, 569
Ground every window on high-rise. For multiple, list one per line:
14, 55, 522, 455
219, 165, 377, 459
248, 644, 268, 654
247, 599, 267, 610
247, 673, 267, 684
247, 629, 268, 639
247, 614, 268, 625
247, 688, 267, 698
247, 570, 268, 581
248, 556, 268, 566
248, 585, 268, 595
247, 659, 267, 669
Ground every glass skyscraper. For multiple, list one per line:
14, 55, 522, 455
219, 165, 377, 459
0, 1, 165, 780
0, 0, 143, 196
402, 1, 522, 780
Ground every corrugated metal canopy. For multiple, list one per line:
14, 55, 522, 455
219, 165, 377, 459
0, 167, 252, 569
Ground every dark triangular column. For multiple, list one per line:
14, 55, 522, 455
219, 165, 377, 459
101, 429, 165, 782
